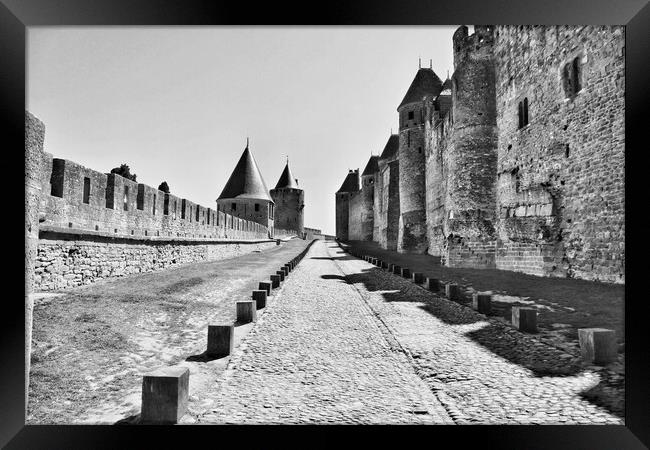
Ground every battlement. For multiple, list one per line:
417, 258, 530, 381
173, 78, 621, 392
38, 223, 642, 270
453, 25, 495, 68
39, 152, 269, 241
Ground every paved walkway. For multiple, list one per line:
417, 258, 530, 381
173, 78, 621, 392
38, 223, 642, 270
194, 240, 453, 424
334, 243, 623, 424
194, 240, 622, 425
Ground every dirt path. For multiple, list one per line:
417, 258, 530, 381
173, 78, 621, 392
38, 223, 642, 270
27, 238, 310, 424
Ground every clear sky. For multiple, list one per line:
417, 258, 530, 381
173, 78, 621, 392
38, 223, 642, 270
27, 26, 458, 235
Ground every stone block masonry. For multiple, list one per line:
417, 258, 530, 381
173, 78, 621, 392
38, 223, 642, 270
34, 230, 276, 291
338, 25, 624, 284
26, 111, 286, 291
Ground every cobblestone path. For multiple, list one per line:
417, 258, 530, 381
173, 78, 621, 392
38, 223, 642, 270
194, 240, 453, 424
333, 243, 623, 425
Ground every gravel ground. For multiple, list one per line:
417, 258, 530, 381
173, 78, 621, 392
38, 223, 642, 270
333, 243, 624, 424
192, 240, 453, 424
27, 238, 310, 424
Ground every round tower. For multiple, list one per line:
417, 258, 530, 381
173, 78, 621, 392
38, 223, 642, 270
443, 25, 498, 267
270, 161, 304, 236
397, 64, 443, 253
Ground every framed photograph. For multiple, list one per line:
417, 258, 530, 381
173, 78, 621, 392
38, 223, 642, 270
3, 0, 647, 447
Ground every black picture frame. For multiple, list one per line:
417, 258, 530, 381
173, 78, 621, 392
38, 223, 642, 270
2, 0, 648, 448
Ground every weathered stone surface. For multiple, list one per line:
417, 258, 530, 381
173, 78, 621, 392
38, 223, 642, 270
252, 290, 267, 310
237, 301, 256, 324
207, 324, 235, 358
141, 366, 189, 424
512, 307, 537, 333
472, 292, 492, 315
578, 328, 617, 365
270, 274, 281, 288
445, 283, 461, 301
426, 277, 440, 291
259, 281, 272, 295
339, 26, 624, 284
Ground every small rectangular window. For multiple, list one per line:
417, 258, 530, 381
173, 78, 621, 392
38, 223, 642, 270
196, 206, 200, 221
408, 111, 414, 120
82, 177, 90, 204
255, 203, 260, 212
153, 194, 157, 215
232, 203, 237, 211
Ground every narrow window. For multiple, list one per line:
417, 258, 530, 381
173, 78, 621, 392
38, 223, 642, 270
523, 97, 529, 126
518, 101, 524, 129
407, 131, 411, 146
572, 57, 582, 93
408, 111, 414, 120
255, 203, 260, 212
196, 207, 200, 222
123, 186, 129, 211
153, 194, 157, 215
82, 177, 91, 204
563, 56, 582, 98
173, 200, 177, 219
232, 203, 237, 211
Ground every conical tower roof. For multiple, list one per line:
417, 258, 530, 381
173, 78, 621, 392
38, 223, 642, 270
274, 162, 300, 189
217, 144, 272, 202
380, 135, 400, 160
336, 170, 360, 193
362, 155, 380, 176
398, 67, 443, 110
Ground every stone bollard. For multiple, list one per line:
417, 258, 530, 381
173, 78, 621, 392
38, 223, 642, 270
141, 366, 189, 424
270, 274, 281, 289
401, 268, 411, 279
259, 281, 272, 296
252, 290, 267, 309
376, 259, 382, 267
472, 293, 492, 315
412, 272, 424, 284
284, 264, 291, 273
426, 278, 440, 291
392, 265, 401, 275
237, 300, 256, 324
578, 328, 618, 365
207, 324, 234, 358
381, 261, 388, 269
276, 270, 285, 282
512, 306, 537, 333
445, 283, 461, 301
281, 266, 289, 276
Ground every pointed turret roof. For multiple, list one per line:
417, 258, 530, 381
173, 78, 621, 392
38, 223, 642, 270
336, 170, 360, 193
398, 67, 443, 109
362, 156, 380, 176
274, 162, 300, 189
441, 77, 452, 92
218, 144, 272, 202
380, 134, 399, 160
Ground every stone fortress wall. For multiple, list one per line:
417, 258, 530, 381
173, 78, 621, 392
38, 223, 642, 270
338, 25, 625, 284
26, 112, 289, 291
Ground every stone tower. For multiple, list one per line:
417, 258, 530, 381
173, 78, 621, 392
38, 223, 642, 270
270, 161, 304, 235
377, 134, 400, 250
354, 155, 379, 241
444, 25, 498, 266
335, 169, 359, 241
217, 142, 275, 235
397, 65, 443, 254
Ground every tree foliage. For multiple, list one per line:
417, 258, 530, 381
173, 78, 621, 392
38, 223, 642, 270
110, 163, 137, 182
158, 181, 170, 193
